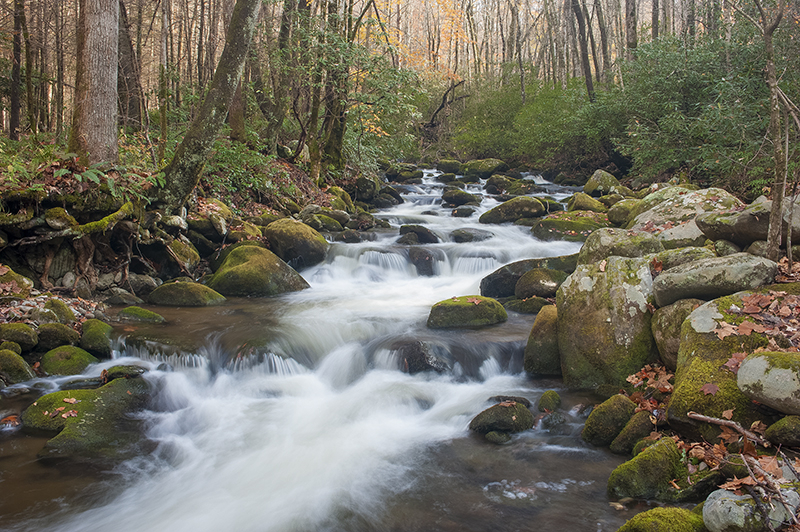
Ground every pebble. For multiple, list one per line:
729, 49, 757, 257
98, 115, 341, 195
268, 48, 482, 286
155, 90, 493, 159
0, 290, 106, 326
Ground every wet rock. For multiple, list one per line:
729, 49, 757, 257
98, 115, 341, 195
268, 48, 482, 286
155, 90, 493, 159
583, 169, 621, 197
436, 159, 462, 174
21, 376, 151, 463
609, 410, 656, 455
117, 306, 166, 324
408, 247, 444, 277
479, 197, 545, 224
335, 229, 362, 243
489, 395, 532, 408
577, 227, 664, 266
450, 228, 493, 242
567, 192, 607, 213
451, 206, 476, 218
523, 305, 560, 376
737, 351, 800, 415
262, 217, 329, 269
427, 296, 507, 329
765, 416, 800, 447
617, 507, 706, 532
581, 394, 636, 447
0, 322, 38, 352
41, 346, 98, 375
469, 401, 534, 434
0, 349, 35, 383
557, 256, 658, 389
653, 254, 777, 307
531, 211, 610, 242
515, 268, 568, 299
651, 298, 704, 371
442, 187, 478, 207
462, 158, 509, 180
37, 323, 80, 351
484, 175, 512, 194
703, 488, 800, 532
607, 437, 682, 500
484, 431, 512, 444
148, 281, 226, 307
205, 246, 309, 297
537, 390, 561, 412
503, 297, 551, 314
480, 255, 578, 298
399, 225, 440, 244
393, 340, 449, 374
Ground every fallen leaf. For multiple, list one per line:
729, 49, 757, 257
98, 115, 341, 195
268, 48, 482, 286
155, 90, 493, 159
723, 352, 748, 375
738, 321, 767, 336
719, 476, 758, 490
0, 264, 8, 275
714, 322, 738, 339
609, 502, 625, 511
0, 415, 20, 426
651, 257, 663, 274
701, 383, 720, 395
598, 260, 607, 272
465, 297, 482, 305
718, 426, 740, 444
722, 409, 734, 420
63, 397, 79, 404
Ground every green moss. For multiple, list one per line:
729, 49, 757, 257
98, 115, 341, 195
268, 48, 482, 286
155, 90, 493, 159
567, 192, 608, 213
427, 296, 508, 329
524, 305, 560, 376
206, 246, 310, 297
504, 296, 551, 315
610, 410, 656, 455
0, 322, 38, 351
77, 201, 134, 234
0, 348, 35, 383
148, 281, 226, 307
79, 319, 114, 358
607, 199, 643, 226
617, 507, 707, 532
469, 401, 534, 434
607, 437, 682, 500
262, 217, 329, 268
41, 346, 99, 375
582, 394, 637, 446
43, 207, 78, 229
478, 197, 545, 224
0, 341, 21, 354
44, 299, 76, 324
531, 212, 610, 242
765, 416, 800, 447
37, 323, 81, 351
117, 306, 166, 324
537, 390, 562, 412
0, 266, 34, 302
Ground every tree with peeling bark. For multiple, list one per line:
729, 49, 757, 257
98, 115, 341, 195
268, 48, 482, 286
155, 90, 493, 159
154, 0, 262, 213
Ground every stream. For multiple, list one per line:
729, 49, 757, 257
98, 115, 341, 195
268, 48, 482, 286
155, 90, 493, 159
0, 172, 645, 531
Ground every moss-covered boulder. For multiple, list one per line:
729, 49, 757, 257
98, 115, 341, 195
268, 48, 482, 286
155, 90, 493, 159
316, 214, 343, 232
515, 268, 569, 299
557, 256, 658, 389
583, 169, 621, 197
567, 192, 608, 213
20, 376, 150, 462
651, 299, 704, 371
737, 351, 800, 415
666, 294, 778, 441
328, 186, 355, 213
44, 299, 76, 324
469, 401, 534, 435
262, 217, 329, 269
462, 158, 509, 180
607, 198, 643, 227
537, 390, 562, 412
0, 348, 35, 383
480, 254, 578, 298
117, 306, 166, 323
79, 318, 114, 357
523, 305, 560, 376
1, 341, 21, 354
609, 410, 656, 455
427, 296, 508, 329
205, 246, 309, 297
503, 297, 551, 314
437, 159, 462, 174
41, 346, 99, 375
167, 238, 201, 273
607, 437, 682, 500
765, 416, 800, 447
479, 197, 545, 224
442, 187, 478, 207
0, 264, 34, 303
577, 227, 664, 266
37, 323, 81, 351
582, 394, 637, 447
531, 210, 611, 242
0, 322, 38, 352
696, 195, 800, 248
148, 280, 226, 307
617, 507, 707, 532
652, 254, 777, 308
228, 219, 263, 242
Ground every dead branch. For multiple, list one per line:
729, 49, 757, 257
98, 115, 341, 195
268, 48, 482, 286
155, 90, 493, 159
687, 411, 770, 446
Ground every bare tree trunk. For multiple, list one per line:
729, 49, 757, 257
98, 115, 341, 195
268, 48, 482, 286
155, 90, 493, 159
54, 0, 65, 138
21, 0, 36, 137
625, 0, 637, 60
652, 0, 659, 39
572, 0, 594, 100
10, 0, 22, 140
118, 0, 145, 130
69, 0, 119, 165
156, 0, 262, 212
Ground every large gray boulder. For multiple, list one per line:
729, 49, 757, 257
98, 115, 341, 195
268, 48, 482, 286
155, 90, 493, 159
651, 298, 704, 370
697, 195, 800, 248
557, 256, 658, 389
738, 352, 800, 415
628, 187, 742, 249
652, 253, 777, 307
703, 488, 800, 532
577, 227, 664, 266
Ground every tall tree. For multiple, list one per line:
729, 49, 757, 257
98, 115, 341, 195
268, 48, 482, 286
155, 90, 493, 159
10, 0, 24, 140
156, 0, 262, 212
572, 0, 594, 100
625, 0, 637, 59
69, 0, 119, 165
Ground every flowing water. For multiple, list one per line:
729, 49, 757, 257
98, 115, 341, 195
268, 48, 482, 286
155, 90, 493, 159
0, 172, 646, 531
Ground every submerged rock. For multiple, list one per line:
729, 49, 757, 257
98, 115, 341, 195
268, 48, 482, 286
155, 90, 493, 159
469, 401, 534, 435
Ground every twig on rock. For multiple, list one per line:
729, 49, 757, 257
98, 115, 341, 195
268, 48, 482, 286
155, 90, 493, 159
687, 411, 769, 446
